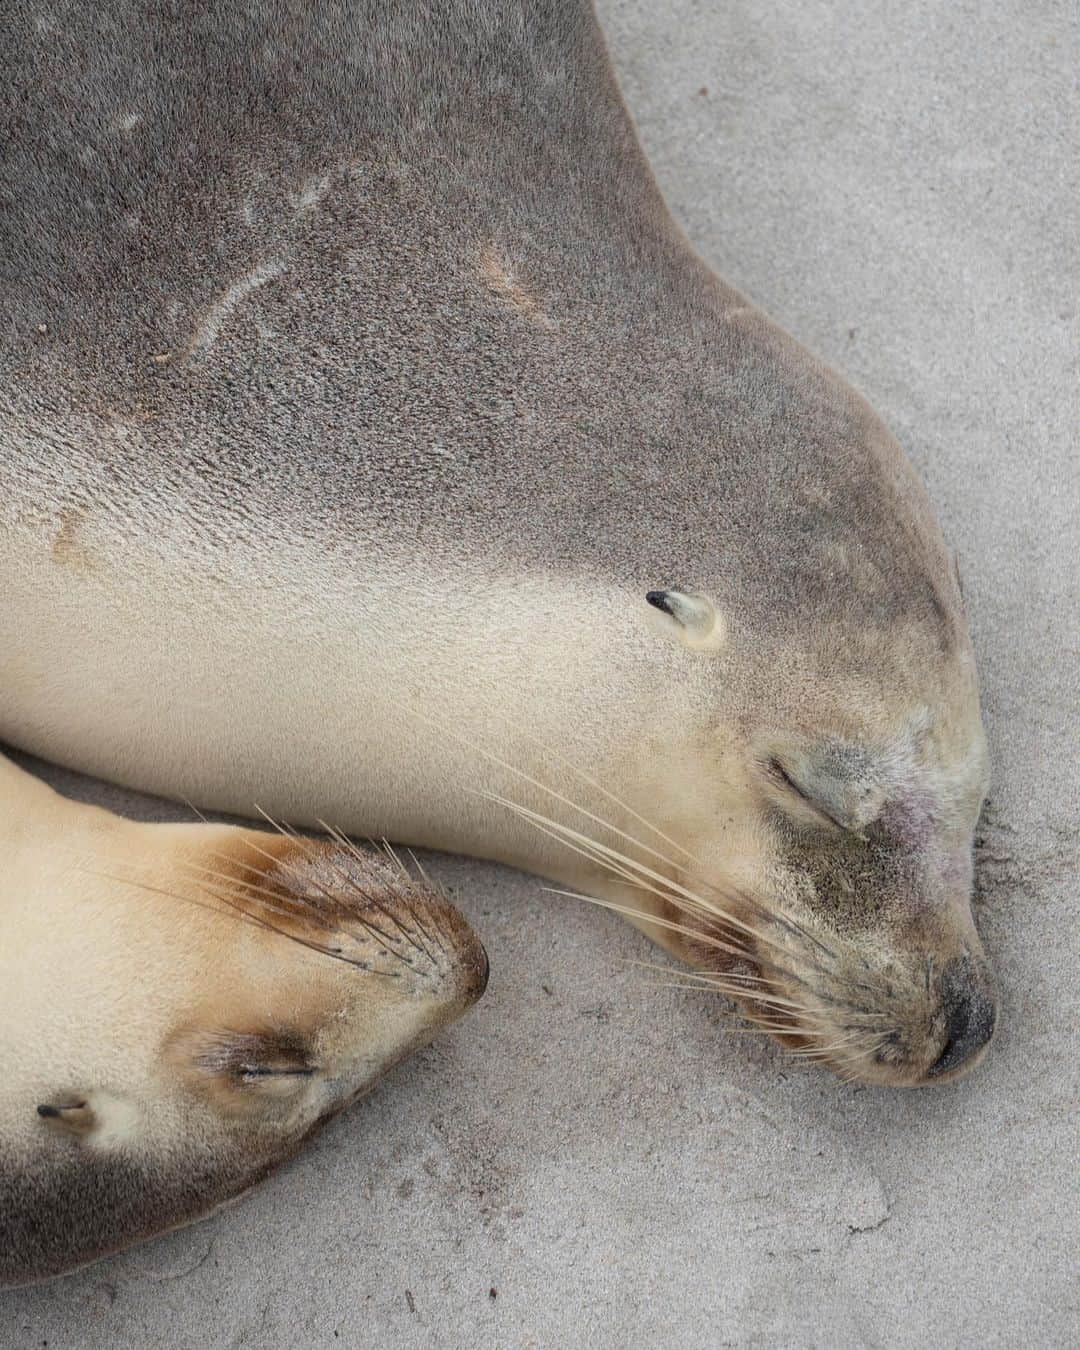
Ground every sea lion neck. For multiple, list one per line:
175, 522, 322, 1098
3, 0, 681, 382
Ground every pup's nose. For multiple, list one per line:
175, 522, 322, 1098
927, 955, 998, 1078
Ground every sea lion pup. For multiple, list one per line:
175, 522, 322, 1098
0, 0, 995, 1085
0, 751, 487, 1288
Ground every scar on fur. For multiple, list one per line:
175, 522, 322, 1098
478, 244, 555, 330
292, 174, 331, 214
51, 507, 98, 575
187, 260, 286, 357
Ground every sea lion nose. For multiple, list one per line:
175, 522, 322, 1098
927, 955, 998, 1078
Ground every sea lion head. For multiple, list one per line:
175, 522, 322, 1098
614, 350, 996, 1087
0, 807, 487, 1287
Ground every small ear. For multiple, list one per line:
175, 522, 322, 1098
645, 590, 725, 652
36, 1091, 140, 1147
37, 1099, 95, 1137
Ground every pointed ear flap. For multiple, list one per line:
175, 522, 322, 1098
37, 1099, 95, 1137
645, 590, 725, 653
36, 1091, 141, 1147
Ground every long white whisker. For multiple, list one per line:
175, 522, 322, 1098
352, 609, 705, 873
506, 724, 700, 865
498, 793, 820, 967
480, 786, 838, 966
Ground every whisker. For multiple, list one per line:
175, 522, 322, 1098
621, 960, 824, 1016
404, 848, 434, 889
291, 817, 431, 959
543, 886, 761, 970
507, 724, 700, 865
310, 819, 443, 961
86, 866, 397, 975
175, 856, 345, 928
380, 838, 411, 880
466, 765, 694, 884
492, 793, 837, 977
181, 795, 210, 824
238, 824, 419, 968
359, 577, 702, 873
617, 958, 768, 987
316, 819, 441, 960
540, 885, 838, 1007
644, 979, 826, 1018
479, 777, 832, 951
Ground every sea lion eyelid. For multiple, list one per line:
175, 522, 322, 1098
764, 756, 848, 832
236, 1063, 317, 1081
168, 1026, 321, 1092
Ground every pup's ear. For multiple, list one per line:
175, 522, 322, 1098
36, 1099, 95, 1137
645, 590, 725, 652
37, 1091, 141, 1147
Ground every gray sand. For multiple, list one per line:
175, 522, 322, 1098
5, 2, 1078, 1345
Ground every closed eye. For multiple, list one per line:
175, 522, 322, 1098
236, 1062, 316, 1083
763, 757, 846, 832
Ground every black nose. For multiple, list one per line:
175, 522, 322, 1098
928, 956, 998, 1077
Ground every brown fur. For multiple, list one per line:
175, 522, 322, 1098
0, 758, 487, 1289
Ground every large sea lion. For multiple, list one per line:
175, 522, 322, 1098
0, 0, 996, 1089
0, 748, 487, 1287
